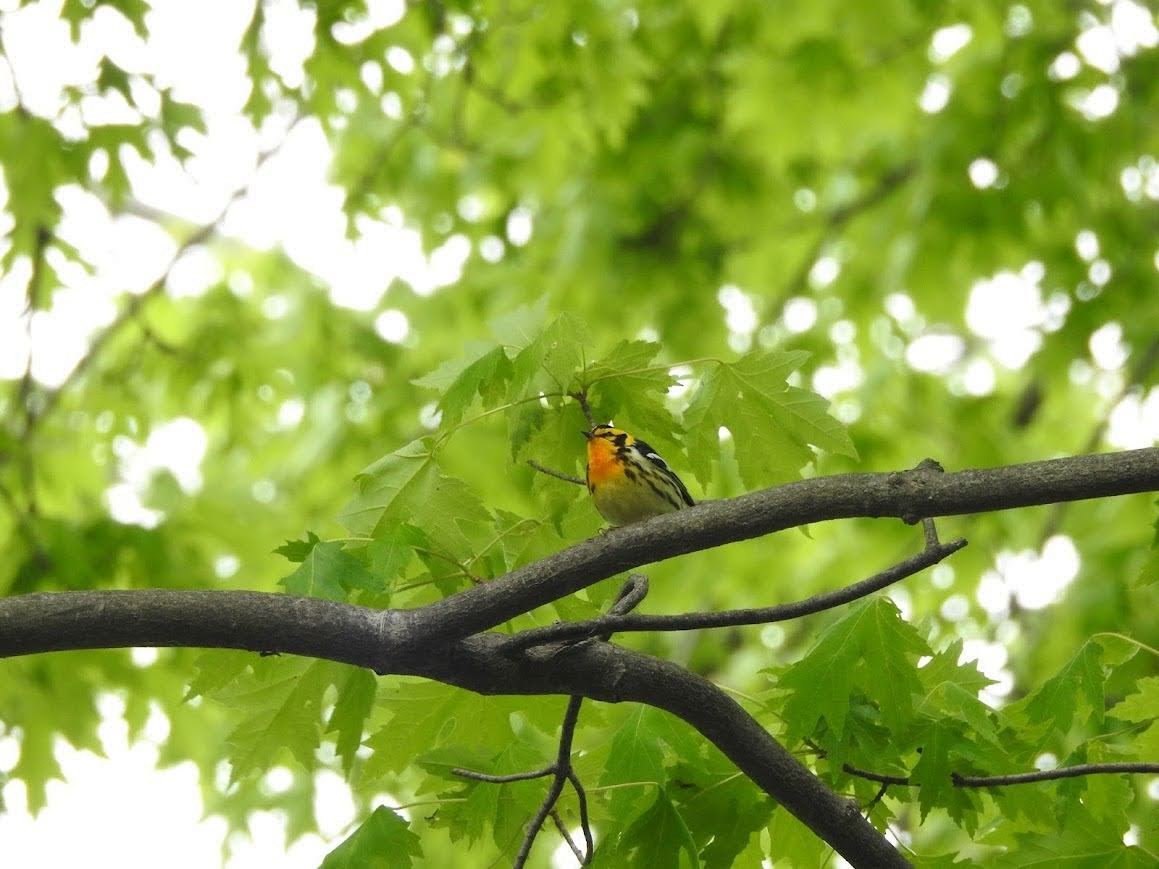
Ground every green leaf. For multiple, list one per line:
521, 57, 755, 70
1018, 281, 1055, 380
186, 649, 252, 699
599, 706, 668, 820
508, 313, 591, 400
1107, 675, 1159, 723
366, 526, 424, 587
459, 740, 547, 851
991, 806, 1153, 867
220, 659, 334, 782
413, 344, 513, 427
669, 755, 773, 868
1010, 642, 1105, 736
600, 787, 700, 868
684, 350, 857, 488
909, 719, 980, 826
279, 540, 380, 599
274, 531, 323, 563
321, 806, 422, 869
768, 805, 829, 868
779, 598, 928, 740
340, 439, 490, 555
326, 668, 378, 775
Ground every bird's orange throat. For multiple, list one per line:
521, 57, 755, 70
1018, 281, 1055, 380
585, 437, 620, 487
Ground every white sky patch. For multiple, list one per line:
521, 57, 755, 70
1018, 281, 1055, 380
1089, 259, 1113, 287
385, 45, 415, 75
314, 770, 357, 837
965, 269, 1048, 369
479, 235, 505, 262
1071, 83, 1120, 120
1049, 51, 1082, 80
1005, 5, 1033, 38
782, 297, 817, 333
929, 24, 972, 63
905, 333, 964, 374
884, 293, 917, 326
106, 417, 208, 527
167, 245, 225, 298
1107, 387, 1159, 449
1111, 0, 1159, 53
374, 309, 410, 343
809, 255, 841, 289
1075, 228, 1100, 261
506, 205, 534, 246
793, 187, 817, 212
667, 365, 694, 400
0, 706, 243, 869
939, 594, 970, 622
919, 73, 952, 113
812, 360, 864, 398
976, 569, 1010, 619
1077, 23, 1121, 74
275, 398, 305, 429
992, 536, 1082, 611
959, 357, 996, 396
718, 284, 758, 336
968, 157, 999, 189
959, 638, 1013, 705
214, 554, 241, 579
1088, 322, 1127, 371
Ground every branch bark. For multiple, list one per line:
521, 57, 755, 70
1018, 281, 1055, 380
407, 447, 1159, 643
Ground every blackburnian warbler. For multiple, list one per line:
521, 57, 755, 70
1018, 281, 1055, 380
583, 425, 695, 526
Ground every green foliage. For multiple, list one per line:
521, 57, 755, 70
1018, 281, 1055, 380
321, 807, 423, 869
1, 0, 1158, 866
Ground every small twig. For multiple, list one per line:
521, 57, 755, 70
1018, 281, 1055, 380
570, 391, 596, 430
952, 762, 1159, 787
865, 781, 891, 813
528, 460, 585, 487
549, 809, 584, 864
451, 765, 554, 784
412, 547, 482, 584
843, 764, 911, 787
837, 760, 1159, 790
502, 537, 965, 652
451, 577, 647, 867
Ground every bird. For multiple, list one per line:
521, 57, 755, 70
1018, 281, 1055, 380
583, 424, 695, 526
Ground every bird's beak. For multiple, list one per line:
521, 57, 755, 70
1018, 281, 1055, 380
581, 430, 593, 440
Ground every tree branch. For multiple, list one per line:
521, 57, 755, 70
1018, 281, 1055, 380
952, 763, 1159, 787
501, 536, 965, 651
840, 761, 1159, 789
406, 448, 1159, 644
0, 590, 910, 867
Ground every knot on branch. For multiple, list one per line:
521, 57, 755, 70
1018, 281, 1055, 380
898, 457, 946, 525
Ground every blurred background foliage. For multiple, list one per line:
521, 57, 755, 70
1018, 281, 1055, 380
0, 0, 1156, 865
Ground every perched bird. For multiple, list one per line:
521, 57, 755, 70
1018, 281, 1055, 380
583, 424, 695, 526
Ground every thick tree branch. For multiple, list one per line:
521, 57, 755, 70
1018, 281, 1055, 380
408, 448, 1159, 644
0, 591, 909, 868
